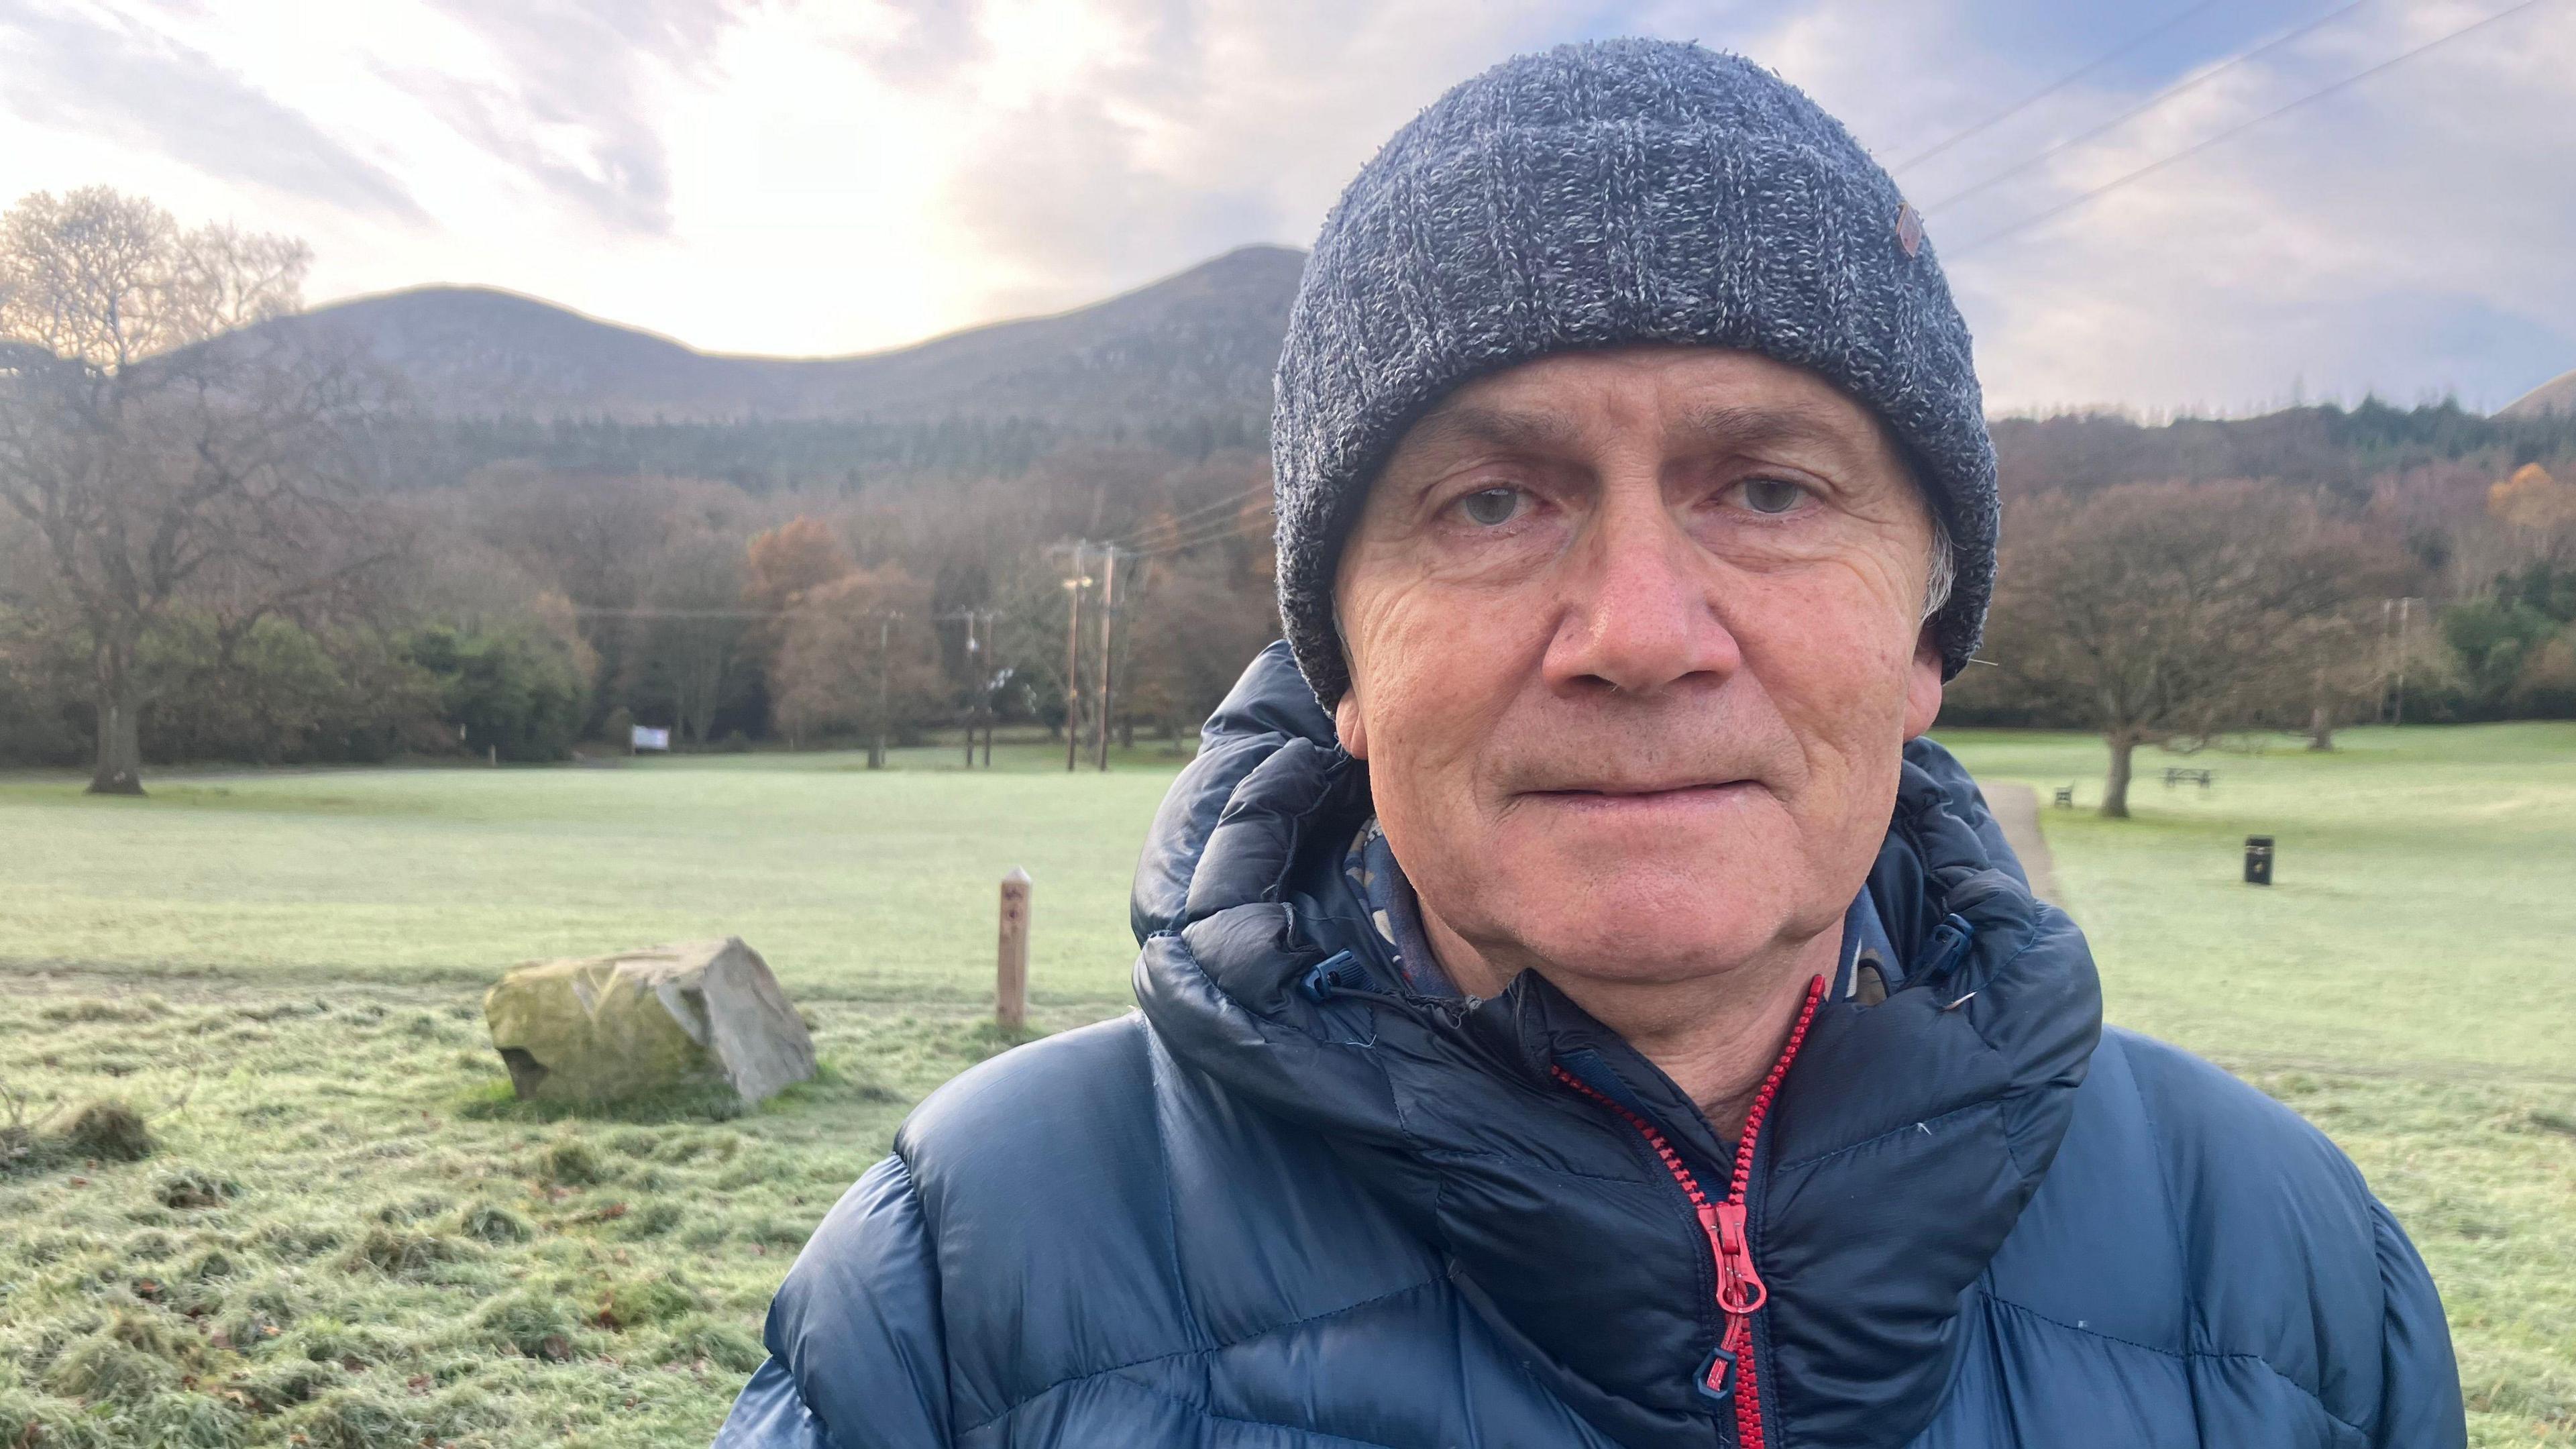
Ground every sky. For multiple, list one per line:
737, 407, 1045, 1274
3, 0, 2571, 416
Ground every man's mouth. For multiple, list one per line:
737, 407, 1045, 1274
1528, 779, 1760, 802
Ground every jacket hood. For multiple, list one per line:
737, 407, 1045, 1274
1131, 644, 2102, 1448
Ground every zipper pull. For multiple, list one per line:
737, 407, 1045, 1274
1923, 912, 1978, 979
1701, 1200, 1768, 1320
1695, 1200, 1764, 1404
1299, 950, 1373, 1000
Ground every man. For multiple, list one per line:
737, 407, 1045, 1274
719, 40, 2461, 1448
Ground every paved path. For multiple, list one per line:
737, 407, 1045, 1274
1978, 780, 2065, 909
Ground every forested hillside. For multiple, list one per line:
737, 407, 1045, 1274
1956, 402, 2576, 765
270, 245, 1301, 435
5, 188, 2573, 789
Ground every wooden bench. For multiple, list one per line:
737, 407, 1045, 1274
2162, 767, 2215, 789
2052, 784, 2075, 809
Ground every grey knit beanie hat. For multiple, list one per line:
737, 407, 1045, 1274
1272, 38, 1997, 708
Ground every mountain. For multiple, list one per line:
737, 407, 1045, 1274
272, 244, 1307, 431
2500, 368, 2576, 419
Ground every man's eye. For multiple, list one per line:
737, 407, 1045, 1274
1739, 478, 1806, 515
1458, 487, 1524, 527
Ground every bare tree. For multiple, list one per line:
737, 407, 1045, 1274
743, 516, 857, 614
1120, 557, 1281, 746
771, 565, 942, 757
2489, 463, 2576, 537
0, 187, 394, 793
639, 529, 747, 743
1979, 479, 2408, 816
462, 465, 676, 610
743, 515, 858, 738
453, 467, 771, 741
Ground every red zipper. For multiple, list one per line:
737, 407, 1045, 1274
1552, 976, 1825, 1449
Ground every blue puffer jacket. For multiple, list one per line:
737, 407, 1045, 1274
718, 645, 2463, 1449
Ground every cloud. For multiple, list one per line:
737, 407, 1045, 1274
373, 0, 750, 235
1921, 0, 2576, 411
915, 0, 1663, 314
375, 64, 676, 236
940, 93, 1284, 316
0, 0, 427, 222
831, 0, 987, 90
3, 0, 2571, 409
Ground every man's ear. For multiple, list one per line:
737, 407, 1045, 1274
1903, 625, 1945, 740
1334, 691, 1369, 760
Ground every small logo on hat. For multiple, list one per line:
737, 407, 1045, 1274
1894, 203, 1925, 258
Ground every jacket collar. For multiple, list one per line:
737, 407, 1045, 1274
1132, 645, 2102, 1448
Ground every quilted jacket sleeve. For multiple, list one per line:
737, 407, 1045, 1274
714, 1155, 951, 1449
2368, 1196, 2467, 1449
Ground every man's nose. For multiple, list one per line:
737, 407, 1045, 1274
1542, 498, 1741, 696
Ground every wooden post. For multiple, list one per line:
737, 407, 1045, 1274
1095, 547, 1118, 772
996, 868, 1031, 1032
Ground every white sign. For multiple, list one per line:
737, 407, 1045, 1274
631, 726, 672, 751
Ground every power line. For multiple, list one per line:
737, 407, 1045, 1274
1129, 513, 1261, 559
1138, 521, 1246, 554
570, 606, 779, 619
1105, 483, 1273, 549
1923, 0, 2369, 215
1104, 513, 1254, 562
1889, 0, 2230, 173
1943, 0, 2560, 260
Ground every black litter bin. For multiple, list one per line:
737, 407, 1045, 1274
2243, 835, 2274, 886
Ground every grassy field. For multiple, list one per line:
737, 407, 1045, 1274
1, 724, 2570, 1446
0, 740, 1179, 1002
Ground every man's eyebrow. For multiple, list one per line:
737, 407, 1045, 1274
1672, 403, 1870, 462
1395, 400, 1875, 470
1391, 403, 1589, 463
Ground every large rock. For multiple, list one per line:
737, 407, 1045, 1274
484, 938, 816, 1106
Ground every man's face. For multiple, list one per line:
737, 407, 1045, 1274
1332, 345, 1945, 991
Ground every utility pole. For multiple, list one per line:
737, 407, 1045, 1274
1062, 543, 1089, 773
2392, 596, 2422, 727
961, 610, 979, 769
2380, 598, 2396, 724
940, 607, 1004, 769
871, 612, 900, 770
1095, 547, 1119, 771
